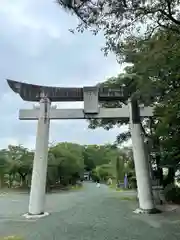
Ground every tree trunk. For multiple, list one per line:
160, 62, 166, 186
156, 154, 163, 186
116, 157, 120, 185
46, 173, 51, 193
8, 174, 13, 188
27, 174, 32, 187
18, 172, 28, 188
0, 173, 4, 188
21, 175, 27, 187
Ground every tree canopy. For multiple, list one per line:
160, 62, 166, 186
0, 143, 132, 190
58, 0, 180, 58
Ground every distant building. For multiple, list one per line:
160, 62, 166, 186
84, 171, 91, 181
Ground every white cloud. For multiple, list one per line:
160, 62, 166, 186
0, 0, 60, 37
0, 0, 128, 149
0, 0, 79, 56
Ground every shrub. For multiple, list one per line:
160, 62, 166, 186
129, 176, 137, 189
164, 183, 180, 204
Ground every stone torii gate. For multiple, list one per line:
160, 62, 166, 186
7, 79, 156, 218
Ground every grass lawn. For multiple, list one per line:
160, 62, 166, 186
1, 237, 24, 240
109, 183, 131, 192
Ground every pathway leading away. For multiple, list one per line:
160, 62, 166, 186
0, 183, 180, 239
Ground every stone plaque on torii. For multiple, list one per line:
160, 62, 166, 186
7, 79, 156, 218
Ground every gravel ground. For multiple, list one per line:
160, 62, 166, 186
0, 183, 180, 240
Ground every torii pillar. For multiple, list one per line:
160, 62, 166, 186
129, 99, 159, 213
24, 96, 51, 218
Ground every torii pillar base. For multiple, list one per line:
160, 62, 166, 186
133, 208, 161, 214
23, 212, 49, 219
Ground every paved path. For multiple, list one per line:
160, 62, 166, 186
0, 183, 180, 239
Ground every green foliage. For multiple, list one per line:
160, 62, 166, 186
119, 196, 137, 201
48, 142, 84, 186
1, 236, 23, 240
116, 156, 125, 183
83, 144, 119, 172
120, 29, 180, 176
164, 184, 180, 204
95, 164, 113, 181
58, 0, 180, 60
0, 142, 127, 190
91, 147, 134, 185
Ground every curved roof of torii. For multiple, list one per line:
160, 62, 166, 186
6, 79, 126, 102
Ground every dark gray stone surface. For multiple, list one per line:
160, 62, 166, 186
7, 79, 126, 102
0, 183, 180, 239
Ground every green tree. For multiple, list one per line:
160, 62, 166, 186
91, 147, 133, 184
94, 164, 114, 181
58, 0, 180, 60
49, 142, 84, 186
83, 144, 118, 171
121, 29, 180, 184
0, 149, 8, 188
5, 145, 33, 188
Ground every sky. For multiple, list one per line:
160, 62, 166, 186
0, 0, 129, 150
